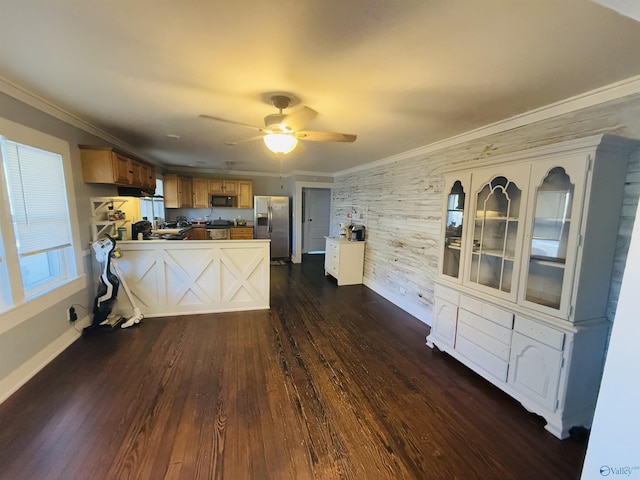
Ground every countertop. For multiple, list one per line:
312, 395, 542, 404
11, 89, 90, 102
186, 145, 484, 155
197, 225, 252, 229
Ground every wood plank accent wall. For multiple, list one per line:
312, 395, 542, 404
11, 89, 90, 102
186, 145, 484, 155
332, 93, 640, 324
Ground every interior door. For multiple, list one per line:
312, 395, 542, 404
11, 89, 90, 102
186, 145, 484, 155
303, 188, 331, 253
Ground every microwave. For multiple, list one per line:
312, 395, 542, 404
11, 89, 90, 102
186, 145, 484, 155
210, 195, 237, 207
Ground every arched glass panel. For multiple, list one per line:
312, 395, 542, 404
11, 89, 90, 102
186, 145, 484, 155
525, 167, 574, 309
470, 176, 521, 293
442, 181, 465, 278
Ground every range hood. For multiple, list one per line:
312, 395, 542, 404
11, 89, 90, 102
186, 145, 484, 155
117, 186, 155, 197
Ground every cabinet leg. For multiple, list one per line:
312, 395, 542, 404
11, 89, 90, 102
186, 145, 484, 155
544, 419, 571, 440
426, 335, 434, 349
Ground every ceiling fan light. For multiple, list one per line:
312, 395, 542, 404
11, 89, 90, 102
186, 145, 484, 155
263, 133, 298, 154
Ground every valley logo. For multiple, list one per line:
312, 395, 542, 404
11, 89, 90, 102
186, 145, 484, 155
599, 465, 640, 476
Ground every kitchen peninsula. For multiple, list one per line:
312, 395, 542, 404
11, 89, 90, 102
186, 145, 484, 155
115, 238, 270, 316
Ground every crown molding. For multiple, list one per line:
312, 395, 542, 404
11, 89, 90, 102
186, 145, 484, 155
5, 73, 640, 179
0, 76, 157, 163
335, 74, 640, 177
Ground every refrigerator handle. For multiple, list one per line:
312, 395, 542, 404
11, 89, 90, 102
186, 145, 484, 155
268, 206, 273, 233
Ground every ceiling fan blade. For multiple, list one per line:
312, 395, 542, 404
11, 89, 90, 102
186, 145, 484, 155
295, 130, 357, 143
282, 106, 317, 131
224, 135, 264, 146
199, 114, 265, 132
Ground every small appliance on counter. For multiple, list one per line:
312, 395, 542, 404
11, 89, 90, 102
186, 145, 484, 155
132, 220, 152, 240
350, 225, 365, 241
175, 215, 191, 227
339, 222, 351, 238
207, 218, 233, 227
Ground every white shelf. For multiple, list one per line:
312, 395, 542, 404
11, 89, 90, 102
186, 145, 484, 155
530, 257, 566, 268
472, 249, 514, 261
475, 216, 519, 222
90, 196, 130, 241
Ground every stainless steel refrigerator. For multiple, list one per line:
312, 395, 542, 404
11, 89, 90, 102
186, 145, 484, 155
254, 195, 290, 258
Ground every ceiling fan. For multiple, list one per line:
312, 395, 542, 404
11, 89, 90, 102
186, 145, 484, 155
199, 95, 357, 154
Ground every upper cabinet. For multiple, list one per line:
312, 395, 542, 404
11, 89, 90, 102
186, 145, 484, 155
164, 174, 192, 208
192, 177, 210, 208
438, 137, 633, 321
238, 180, 253, 209
165, 174, 253, 209
209, 179, 238, 196
79, 146, 155, 192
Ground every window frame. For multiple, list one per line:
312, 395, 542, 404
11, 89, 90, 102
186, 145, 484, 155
0, 116, 86, 332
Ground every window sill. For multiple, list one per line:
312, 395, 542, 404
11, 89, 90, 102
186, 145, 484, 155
0, 274, 87, 336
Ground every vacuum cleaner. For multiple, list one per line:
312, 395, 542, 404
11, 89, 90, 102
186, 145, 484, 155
83, 234, 143, 335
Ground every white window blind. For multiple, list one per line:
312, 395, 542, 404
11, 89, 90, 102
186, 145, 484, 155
3, 141, 73, 256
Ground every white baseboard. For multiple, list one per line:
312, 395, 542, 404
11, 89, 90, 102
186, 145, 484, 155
0, 315, 90, 405
363, 276, 432, 326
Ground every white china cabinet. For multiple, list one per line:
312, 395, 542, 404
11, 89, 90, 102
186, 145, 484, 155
427, 134, 638, 438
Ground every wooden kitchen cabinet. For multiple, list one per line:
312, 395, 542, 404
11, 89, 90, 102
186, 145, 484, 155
238, 180, 253, 208
192, 178, 210, 208
427, 134, 638, 439
209, 179, 238, 195
166, 174, 253, 208
79, 146, 155, 192
164, 174, 193, 208
140, 163, 155, 189
230, 227, 253, 240
324, 237, 365, 286
186, 227, 208, 240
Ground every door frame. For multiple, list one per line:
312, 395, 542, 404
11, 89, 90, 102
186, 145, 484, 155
302, 187, 331, 254
292, 181, 333, 263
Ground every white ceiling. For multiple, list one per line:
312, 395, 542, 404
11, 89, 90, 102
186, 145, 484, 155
2, 0, 640, 175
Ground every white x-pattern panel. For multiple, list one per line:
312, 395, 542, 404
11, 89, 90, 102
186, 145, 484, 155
115, 240, 270, 317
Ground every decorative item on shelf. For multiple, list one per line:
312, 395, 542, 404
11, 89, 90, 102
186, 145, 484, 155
108, 210, 125, 221
339, 222, 351, 238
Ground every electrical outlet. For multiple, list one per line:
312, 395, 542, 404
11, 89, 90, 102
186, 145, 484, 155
68, 307, 77, 322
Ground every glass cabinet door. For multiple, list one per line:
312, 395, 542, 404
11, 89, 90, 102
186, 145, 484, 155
468, 174, 524, 297
442, 180, 466, 279
524, 167, 572, 309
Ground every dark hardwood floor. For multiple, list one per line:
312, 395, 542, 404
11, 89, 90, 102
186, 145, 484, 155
0, 255, 588, 479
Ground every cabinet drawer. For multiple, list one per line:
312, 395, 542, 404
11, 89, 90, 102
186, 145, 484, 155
434, 283, 460, 305
455, 335, 509, 382
459, 295, 514, 329
326, 240, 339, 252
457, 322, 510, 363
514, 316, 564, 351
458, 309, 512, 346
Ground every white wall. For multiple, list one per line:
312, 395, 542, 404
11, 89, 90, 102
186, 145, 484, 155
580, 199, 640, 479
332, 92, 640, 325
0, 91, 127, 402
